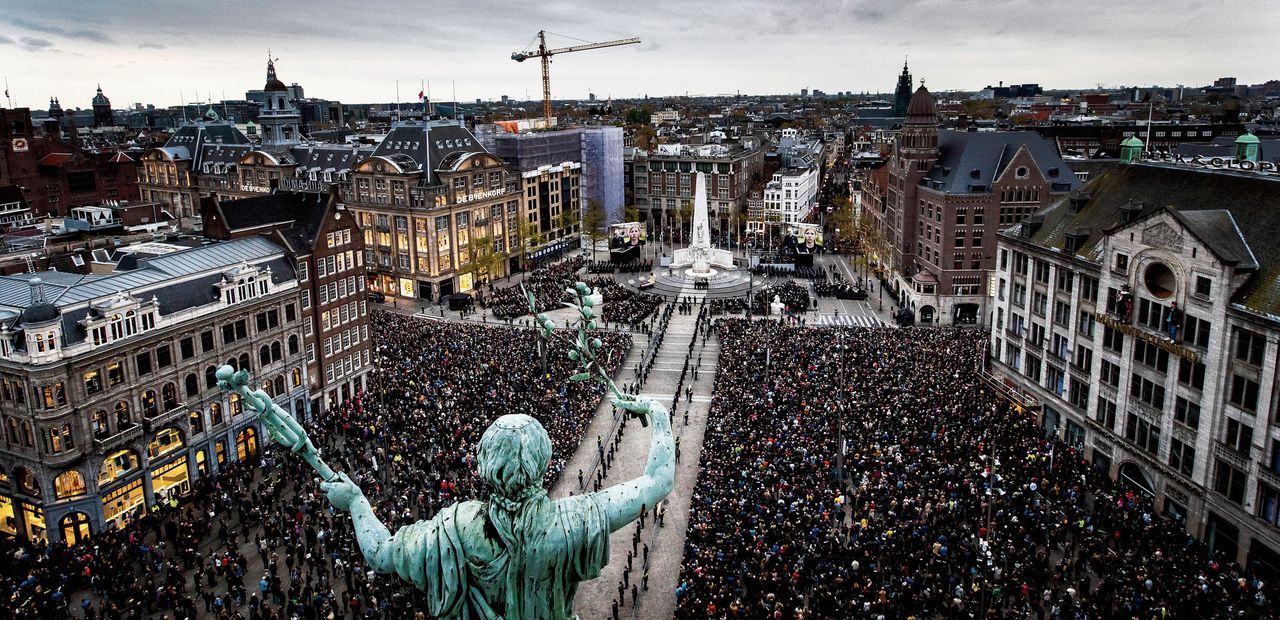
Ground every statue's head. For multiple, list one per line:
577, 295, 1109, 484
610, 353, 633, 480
477, 414, 551, 500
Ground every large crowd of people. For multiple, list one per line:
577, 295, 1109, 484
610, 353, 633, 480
488, 256, 586, 319
676, 322, 1271, 618
586, 260, 654, 275
588, 277, 663, 328
0, 312, 629, 620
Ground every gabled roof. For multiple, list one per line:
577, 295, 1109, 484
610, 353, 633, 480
1170, 209, 1257, 269
213, 190, 333, 251
369, 121, 487, 186
923, 130, 1081, 194
163, 121, 252, 169
1013, 163, 1280, 316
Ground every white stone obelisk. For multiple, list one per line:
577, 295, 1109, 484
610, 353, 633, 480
672, 172, 734, 276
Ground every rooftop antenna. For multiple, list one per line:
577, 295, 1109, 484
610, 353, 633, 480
395, 80, 401, 123
452, 79, 458, 121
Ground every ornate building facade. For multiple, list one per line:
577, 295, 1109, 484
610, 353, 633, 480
0, 237, 310, 543
344, 121, 520, 301
989, 162, 1280, 574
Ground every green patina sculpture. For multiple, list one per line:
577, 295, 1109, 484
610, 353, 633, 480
220, 282, 674, 619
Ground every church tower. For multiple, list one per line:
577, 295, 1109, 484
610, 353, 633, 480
892, 60, 913, 118
258, 56, 300, 151
92, 84, 114, 127
899, 84, 939, 169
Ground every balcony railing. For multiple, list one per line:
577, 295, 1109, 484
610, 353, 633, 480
93, 422, 143, 452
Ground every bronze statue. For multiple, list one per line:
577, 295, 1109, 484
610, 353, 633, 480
222, 282, 673, 619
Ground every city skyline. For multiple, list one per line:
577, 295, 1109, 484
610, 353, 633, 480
2, 0, 1277, 109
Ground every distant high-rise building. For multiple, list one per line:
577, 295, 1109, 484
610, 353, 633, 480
801, 88, 809, 98
892, 60, 913, 117
1213, 76, 1237, 89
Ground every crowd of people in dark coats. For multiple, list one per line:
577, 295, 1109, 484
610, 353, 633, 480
488, 256, 586, 319
676, 321, 1271, 619
0, 313, 628, 620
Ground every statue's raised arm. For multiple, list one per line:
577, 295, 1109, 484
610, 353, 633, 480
593, 395, 675, 533
215, 364, 338, 482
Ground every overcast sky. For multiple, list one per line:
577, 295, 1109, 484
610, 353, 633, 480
2, 0, 1276, 110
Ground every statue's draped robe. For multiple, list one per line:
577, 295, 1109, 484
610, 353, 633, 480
382, 495, 610, 619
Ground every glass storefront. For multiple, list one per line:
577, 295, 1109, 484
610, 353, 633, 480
398, 278, 415, 298
148, 428, 184, 460
236, 427, 258, 461
21, 502, 44, 541
0, 495, 15, 536
60, 512, 92, 544
151, 458, 189, 502
99, 449, 141, 487
102, 479, 144, 528
54, 470, 87, 500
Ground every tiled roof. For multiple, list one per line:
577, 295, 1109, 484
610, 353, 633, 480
370, 121, 487, 186
923, 130, 1081, 194
1016, 163, 1280, 317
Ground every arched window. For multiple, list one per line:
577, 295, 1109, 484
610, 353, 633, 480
15, 467, 40, 497
238, 353, 251, 373
6, 418, 19, 444
270, 342, 282, 362
184, 373, 199, 398
230, 392, 243, 416
147, 428, 184, 460
141, 390, 158, 418
291, 367, 302, 387
92, 410, 109, 439
99, 449, 140, 486
124, 310, 137, 336
259, 345, 271, 367
226, 357, 238, 371
261, 380, 273, 398
273, 376, 284, 396
204, 365, 218, 389
161, 383, 178, 411
210, 402, 223, 426
114, 400, 130, 428
60, 512, 92, 544
54, 470, 87, 499
189, 410, 204, 434
288, 335, 299, 355
21, 421, 33, 447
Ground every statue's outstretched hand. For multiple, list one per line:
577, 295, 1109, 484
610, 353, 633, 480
611, 395, 665, 426
319, 472, 363, 512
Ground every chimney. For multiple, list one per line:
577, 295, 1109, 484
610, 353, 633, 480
65, 109, 78, 144
1022, 214, 1044, 238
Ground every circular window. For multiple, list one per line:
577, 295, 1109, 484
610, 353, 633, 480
1143, 262, 1176, 299
1015, 166, 1029, 179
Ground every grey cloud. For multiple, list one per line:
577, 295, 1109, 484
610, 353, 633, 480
0, 34, 14, 44
138, 41, 166, 49
6, 17, 116, 43
20, 36, 55, 51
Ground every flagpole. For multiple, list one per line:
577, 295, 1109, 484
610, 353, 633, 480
3, 76, 10, 108
421, 79, 426, 117
427, 80, 433, 117
395, 80, 401, 123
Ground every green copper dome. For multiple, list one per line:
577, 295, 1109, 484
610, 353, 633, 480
1235, 132, 1260, 145
1120, 135, 1144, 148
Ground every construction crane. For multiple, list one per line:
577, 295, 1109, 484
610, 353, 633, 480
512, 30, 640, 128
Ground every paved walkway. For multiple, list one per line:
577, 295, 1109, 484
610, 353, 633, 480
559, 288, 719, 619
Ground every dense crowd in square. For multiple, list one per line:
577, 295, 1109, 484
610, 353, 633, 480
676, 321, 1271, 619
